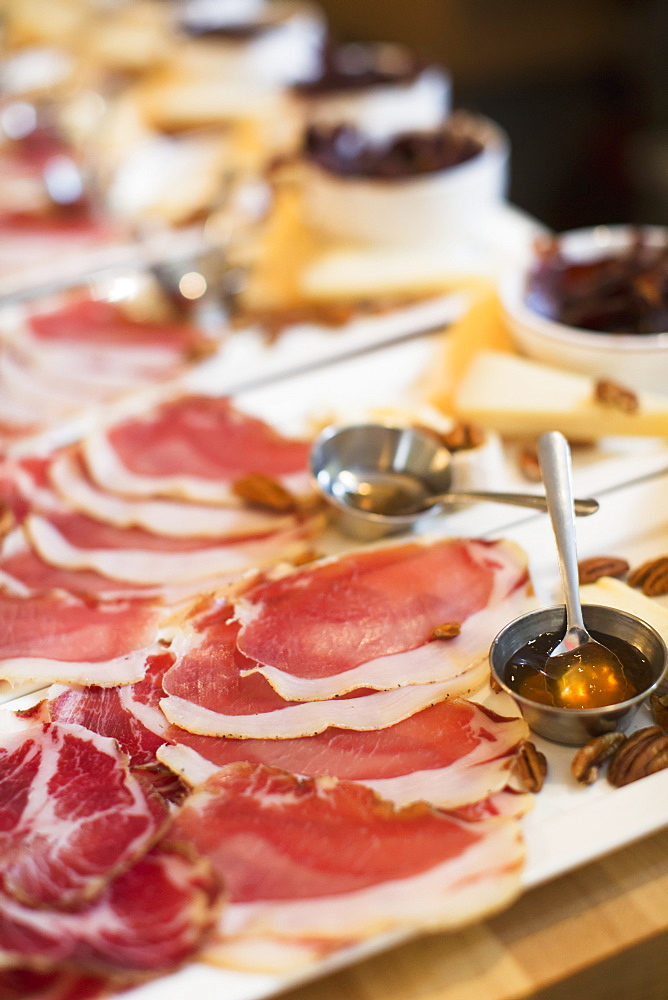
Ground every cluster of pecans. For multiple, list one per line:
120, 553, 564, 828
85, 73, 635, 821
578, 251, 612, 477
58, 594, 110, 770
571, 693, 668, 787
576, 552, 668, 598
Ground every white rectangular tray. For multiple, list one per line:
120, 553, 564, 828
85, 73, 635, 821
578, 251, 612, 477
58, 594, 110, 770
3, 330, 668, 999
102, 469, 668, 1000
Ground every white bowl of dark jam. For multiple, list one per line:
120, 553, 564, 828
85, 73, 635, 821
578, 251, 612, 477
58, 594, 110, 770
489, 603, 667, 745
300, 109, 509, 247
499, 225, 668, 395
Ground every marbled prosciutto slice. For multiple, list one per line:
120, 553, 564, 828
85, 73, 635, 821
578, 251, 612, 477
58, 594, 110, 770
157, 698, 528, 810
50, 449, 298, 538
23, 296, 208, 358
47, 652, 174, 768
46, 653, 186, 802
82, 394, 313, 502
5, 297, 212, 396
0, 966, 110, 1000
0, 589, 164, 686
0, 722, 169, 910
234, 537, 531, 700
169, 763, 524, 949
23, 511, 319, 586
0, 527, 282, 607
159, 599, 488, 739
0, 843, 223, 975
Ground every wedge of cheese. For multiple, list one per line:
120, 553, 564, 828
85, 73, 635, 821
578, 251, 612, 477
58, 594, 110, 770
454, 350, 668, 439
300, 244, 487, 302
425, 289, 514, 413
580, 577, 668, 648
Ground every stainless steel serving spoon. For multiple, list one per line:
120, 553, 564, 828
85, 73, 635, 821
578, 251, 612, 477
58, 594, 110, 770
536, 430, 636, 708
338, 467, 599, 518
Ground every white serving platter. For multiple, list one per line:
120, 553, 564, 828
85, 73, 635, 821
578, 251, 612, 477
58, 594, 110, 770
62, 469, 668, 1000
3, 320, 668, 999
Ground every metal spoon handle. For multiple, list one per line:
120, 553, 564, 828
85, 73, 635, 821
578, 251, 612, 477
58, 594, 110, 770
430, 490, 598, 516
537, 431, 586, 633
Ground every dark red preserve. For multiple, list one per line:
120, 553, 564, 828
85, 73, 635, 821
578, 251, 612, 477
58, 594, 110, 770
303, 122, 482, 180
525, 233, 668, 335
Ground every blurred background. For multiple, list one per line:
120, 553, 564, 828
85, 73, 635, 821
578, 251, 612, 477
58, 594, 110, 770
317, 0, 668, 231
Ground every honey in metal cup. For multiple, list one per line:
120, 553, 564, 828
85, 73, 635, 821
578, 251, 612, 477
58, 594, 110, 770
309, 422, 452, 540
489, 604, 667, 745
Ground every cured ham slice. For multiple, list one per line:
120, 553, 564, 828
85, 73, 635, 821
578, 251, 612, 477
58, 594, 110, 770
82, 395, 313, 502
47, 652, 174, 768
0, 967, 110, 1000
235, 537, 531, 700
0, 528, 166, 602
0, 589, 164, 686
162, 679, 489, 741
24, 297, 207, 357
24, 511, 319, 585
158, 698, 528, 810
50, 450, 297, 538
0, 842, 223, 975
0, 722, 168, 910
46, 653, 188, 802
0, 216, 116, 281
0, 527, 279, 607
160, 599, 488, 739
0, 349, 93, 417
170, 762, 524, 948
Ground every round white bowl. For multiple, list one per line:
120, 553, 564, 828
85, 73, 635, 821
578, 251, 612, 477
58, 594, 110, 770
499, 225, 668, 395
301, 110, 509, 248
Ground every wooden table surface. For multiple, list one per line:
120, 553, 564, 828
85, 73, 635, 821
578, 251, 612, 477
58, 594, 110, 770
279, 824, 668, 1000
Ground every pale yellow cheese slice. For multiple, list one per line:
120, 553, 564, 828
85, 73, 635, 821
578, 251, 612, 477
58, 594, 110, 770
300, 245, 487, 302
425, 289, 514, 413
453, 349, 668, 439
580, 577, 668, 649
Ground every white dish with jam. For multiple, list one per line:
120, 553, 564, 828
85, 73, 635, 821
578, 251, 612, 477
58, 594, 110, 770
500, 224, 668, 394
301, 110, 510, 247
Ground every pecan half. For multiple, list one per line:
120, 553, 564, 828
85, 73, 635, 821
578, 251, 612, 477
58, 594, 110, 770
440, 422, 485, 453
231, 473, 296, 513
513, 740, 548, 793
594, 379, 639, 414
650, 692, 668, 730
627, 556, 668, 596
607, 726, 668, 786
430, 622, 461, 640
571, 731, 627, 784
578, 555, 630, 585
290, 547, 321, 567
0, 503, 14, 541
518, 446, 542, 483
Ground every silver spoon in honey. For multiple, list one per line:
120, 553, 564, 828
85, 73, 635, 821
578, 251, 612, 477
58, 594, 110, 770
536, 431, 637, 709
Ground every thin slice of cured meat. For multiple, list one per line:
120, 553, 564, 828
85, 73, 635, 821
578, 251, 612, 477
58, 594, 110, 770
169, 762, 524, 949
7, 297, 211, 395
0, 528, 161, 601
158, 698, 528, 810
0, 842, 223, 975
46, 653, 186, 802
234, 537, 531, 700
23, 511, 320, 586
82, 395, 313, 502
50, 449, 297, 538
0, 967, 110, 1000
47, 652, 174, 768
0, 456, 63, 523
0, 589, 165, 686
0, 216, 116, 281
24, 296, 207, 356
0, 722, 169, 910
159, 598, 489, 739
0, 527, 274, 607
